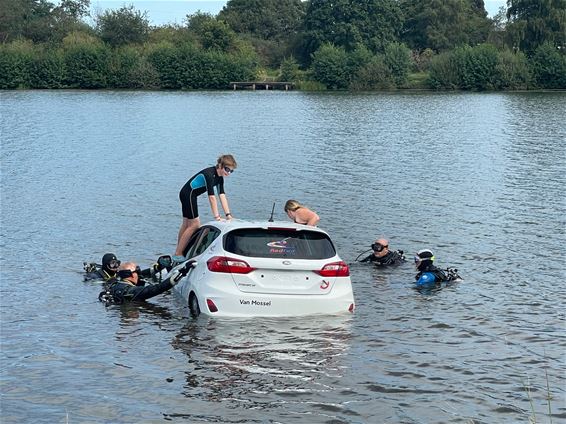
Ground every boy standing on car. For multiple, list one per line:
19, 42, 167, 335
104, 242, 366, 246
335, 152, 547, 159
174, 154, 237, 261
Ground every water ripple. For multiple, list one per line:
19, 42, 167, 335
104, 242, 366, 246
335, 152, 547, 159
1, 91, 565, 423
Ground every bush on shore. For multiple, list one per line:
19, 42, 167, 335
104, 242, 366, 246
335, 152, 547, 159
0, 38, 259, 90
0, 37, 562, 90
428, 44, 535, 90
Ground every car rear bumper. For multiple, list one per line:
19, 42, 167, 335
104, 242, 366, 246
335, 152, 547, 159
196, 287, 355, 317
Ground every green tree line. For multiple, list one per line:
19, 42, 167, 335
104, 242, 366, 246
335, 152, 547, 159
0, 0, 564, 90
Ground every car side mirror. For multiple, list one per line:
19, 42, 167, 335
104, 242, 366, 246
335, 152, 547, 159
157, 255, 173, 269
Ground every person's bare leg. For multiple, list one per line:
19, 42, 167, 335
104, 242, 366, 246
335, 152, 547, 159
175, 217, 200, 256
176, 218, 189, 247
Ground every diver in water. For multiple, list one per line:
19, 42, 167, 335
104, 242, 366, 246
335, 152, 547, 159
84, 254, 172, 283
101, 260, 196, 304
84, 253, 120, 282
359, 238, 405, 266
414, 249, 460, 286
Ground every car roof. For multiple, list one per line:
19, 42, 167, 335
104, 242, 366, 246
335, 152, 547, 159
201, 219, 331, 235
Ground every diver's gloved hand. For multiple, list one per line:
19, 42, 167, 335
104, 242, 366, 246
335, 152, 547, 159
170, 260, 198, 286
179, 260, 197, 276
83, 262, 97, 273
446, 267, 461, 280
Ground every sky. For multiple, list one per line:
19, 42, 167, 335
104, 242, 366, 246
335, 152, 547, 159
89, 1, 226, 25
86, 0, 508, 26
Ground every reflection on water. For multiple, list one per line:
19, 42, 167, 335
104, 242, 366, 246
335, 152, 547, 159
171, 316, 354, 418
1, 91, 565, 423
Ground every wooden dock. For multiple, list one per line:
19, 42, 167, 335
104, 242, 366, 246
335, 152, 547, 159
230, 81, 294, 91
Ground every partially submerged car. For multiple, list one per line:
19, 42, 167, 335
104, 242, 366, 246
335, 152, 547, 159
169, 220, 355, 317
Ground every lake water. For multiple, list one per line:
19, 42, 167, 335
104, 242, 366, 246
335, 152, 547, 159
1, 90, 565, 423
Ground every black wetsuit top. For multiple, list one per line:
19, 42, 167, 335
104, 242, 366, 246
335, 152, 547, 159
361, 250, 405, 266
108, 277, 174, 304
181, 166, 225, 198
84, 269, 116, 282
139, 266, 159, 280
179, 166, 225, 219
85, 266, 155, 282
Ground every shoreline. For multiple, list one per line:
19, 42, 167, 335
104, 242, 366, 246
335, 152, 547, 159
2, 88, 565, 93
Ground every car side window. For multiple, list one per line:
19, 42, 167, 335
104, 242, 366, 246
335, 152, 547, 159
184, 229, 204, 258
192, 227, 221, 257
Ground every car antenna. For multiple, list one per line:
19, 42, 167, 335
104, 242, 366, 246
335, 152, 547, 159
268, 202, 276, 222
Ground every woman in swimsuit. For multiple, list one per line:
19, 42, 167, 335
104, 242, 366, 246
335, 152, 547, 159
284, 199, 319, 226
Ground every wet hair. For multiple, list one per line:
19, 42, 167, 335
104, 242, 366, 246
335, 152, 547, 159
284, 199, 303, 212
217, 154, 237, 169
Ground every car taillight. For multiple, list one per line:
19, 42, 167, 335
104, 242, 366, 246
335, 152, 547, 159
207, 298, 218, 313
207, 256, 256, 274
314, 261, 350, 277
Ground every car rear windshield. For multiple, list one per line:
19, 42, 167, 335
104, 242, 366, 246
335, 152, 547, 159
224, 228, 336, 259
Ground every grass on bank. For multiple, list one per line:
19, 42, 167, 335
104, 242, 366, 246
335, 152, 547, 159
404, 72, 429, 89
523, 366, 555, 424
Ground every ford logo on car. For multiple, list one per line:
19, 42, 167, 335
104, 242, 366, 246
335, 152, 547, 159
282, 260, 291, 265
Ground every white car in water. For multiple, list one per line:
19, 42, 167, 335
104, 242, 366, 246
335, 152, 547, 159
169, 220, 355, 317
